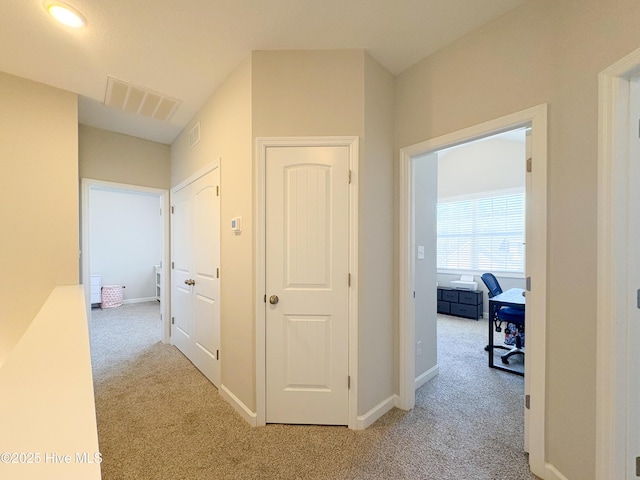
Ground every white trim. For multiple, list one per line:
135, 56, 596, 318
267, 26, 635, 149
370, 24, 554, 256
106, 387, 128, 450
219, 384, 257, 426
398, 104, 548, 477
254, 136, 359, 429
414, 364, 439, 390
80, 178, 170, 344
122, 297, 158, 305
596, 46, 640, 480
543, 463, 570, 480
356, 394, 398, 430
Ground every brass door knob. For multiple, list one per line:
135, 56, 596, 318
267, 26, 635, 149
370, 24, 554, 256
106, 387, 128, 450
184, 279, 195, 286
269, 295, 279, 305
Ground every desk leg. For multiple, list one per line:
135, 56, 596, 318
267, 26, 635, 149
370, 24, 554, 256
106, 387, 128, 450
488, 302, 495, 369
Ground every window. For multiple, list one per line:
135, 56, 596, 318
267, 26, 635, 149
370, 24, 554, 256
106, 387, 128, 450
437, 189, 525, 274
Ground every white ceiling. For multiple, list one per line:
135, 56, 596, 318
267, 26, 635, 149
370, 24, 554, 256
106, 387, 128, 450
0, 0, 525, 145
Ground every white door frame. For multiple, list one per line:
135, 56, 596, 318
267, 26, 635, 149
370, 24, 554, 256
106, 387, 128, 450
255, 136, 359, 429
398, 104, 548, 476
596, 46, 640, 480
80, 179, 171, 342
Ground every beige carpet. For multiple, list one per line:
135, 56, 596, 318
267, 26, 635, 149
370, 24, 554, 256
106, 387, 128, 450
90, 302, 537, 480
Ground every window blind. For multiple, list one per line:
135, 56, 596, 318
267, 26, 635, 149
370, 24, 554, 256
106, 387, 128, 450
437, 190, 525, 274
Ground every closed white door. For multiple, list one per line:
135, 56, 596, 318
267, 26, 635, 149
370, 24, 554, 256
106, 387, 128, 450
171, 167, 220, 387
265, 145, 350, 425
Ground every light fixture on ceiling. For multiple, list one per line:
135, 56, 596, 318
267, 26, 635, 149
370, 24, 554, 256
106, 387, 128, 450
44, 1, 86, 28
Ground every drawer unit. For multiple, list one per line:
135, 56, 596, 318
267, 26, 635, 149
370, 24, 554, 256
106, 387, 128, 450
436, 286, 483, 320
441, 289, 459, 303
459, 290, 483, 306
90, 274, 101, 305
451, 302, 483, 319
437, 300, 451, 314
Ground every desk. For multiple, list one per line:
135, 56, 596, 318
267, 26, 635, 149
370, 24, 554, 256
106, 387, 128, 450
487, 288, 525, 375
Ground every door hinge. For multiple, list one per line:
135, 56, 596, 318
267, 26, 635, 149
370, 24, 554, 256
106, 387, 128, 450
160, 208, 162, 216
216, 268, 219, 279
525, 394, 530, 410
413, 291, 416, 299
636, 456, 640, 476
348, 376, 351, 389
171, 261, 174, 269
171, 317, 175, 325
348, 273, 351, 287
348, 170, 352, 184
264, 294, 267, 303
526, 276, 531, 291
637, 289, 640, 309
216, 185, 219, 196
526, 157, 532, 173
171, 206, 174, 214
216, 349, 219, 360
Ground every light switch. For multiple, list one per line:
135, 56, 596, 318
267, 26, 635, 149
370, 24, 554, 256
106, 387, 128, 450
417, 245, 425, 260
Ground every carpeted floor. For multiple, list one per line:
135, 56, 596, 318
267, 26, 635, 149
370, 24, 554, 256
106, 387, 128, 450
90, 302, 537, 480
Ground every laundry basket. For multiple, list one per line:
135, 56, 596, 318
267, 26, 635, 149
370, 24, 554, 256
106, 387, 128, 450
101, 285, 124, 309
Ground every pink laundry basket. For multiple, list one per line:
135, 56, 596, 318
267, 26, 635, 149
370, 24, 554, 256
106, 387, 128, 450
101, 285, 124, 309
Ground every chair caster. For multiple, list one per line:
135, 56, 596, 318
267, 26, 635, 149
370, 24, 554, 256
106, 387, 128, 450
501, 357, 510, 365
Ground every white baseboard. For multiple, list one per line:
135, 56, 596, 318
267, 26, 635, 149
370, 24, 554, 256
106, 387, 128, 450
356, 394, 398, 430
122, 297, 158, 305
542, 463, 569, 480
415, 364, 439, 390
220, 384, 257, 427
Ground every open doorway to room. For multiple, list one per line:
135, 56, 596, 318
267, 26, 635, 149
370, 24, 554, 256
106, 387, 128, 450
80, 179, 171, 348
398, 105, 548, 476
434, 128, 527, 374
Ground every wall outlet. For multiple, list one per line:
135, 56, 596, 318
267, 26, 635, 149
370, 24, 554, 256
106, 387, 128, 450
416, 340, 422, 356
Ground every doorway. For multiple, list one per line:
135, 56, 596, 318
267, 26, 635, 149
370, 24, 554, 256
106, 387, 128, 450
398, 104, 548, 476
80, 179, 171, 343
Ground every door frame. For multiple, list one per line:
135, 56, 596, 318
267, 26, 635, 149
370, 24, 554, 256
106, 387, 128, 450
255, 136, 359, 429
80, 178, 171, 342
596, 46, 640, 480
398, 104, 548, 476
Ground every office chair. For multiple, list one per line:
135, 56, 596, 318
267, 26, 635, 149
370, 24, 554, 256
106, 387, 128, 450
480, 273, 525, 365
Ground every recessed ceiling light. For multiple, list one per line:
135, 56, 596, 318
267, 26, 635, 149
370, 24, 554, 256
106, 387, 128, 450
44, 1, 86, 28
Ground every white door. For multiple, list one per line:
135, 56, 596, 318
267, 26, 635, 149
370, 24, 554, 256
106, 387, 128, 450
265, 145, 350, 425
171, 167, 220, 387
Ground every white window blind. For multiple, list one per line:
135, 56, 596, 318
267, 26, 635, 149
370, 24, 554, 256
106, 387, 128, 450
437, 190, 525, 274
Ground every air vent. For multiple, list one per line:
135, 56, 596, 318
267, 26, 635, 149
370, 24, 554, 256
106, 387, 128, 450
188, 122, 200, 149
104, 76, 181, 122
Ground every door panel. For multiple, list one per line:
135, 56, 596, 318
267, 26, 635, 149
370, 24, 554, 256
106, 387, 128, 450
171, 184, 193, 356
171, 167, 220, 387
266, 146, 349, 425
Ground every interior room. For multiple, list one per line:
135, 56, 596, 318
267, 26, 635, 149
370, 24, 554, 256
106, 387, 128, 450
2, 1, 640, 479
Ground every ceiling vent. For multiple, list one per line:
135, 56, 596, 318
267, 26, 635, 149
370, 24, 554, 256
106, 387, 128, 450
104, 76, 181, 122
188, 122, 201, 149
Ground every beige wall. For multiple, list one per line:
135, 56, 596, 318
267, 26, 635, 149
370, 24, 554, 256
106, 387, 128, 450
394, 0, 640, 477
359, 54, 396, 413
79, 125, 171, 189
251, 50, 364, 138
0, 71, 79, 366
171, 56, 254, 409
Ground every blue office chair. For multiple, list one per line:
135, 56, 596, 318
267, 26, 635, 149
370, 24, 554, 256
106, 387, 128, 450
481, 273, 525, 365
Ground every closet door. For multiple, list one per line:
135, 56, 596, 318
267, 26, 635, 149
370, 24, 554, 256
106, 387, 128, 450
171, 166, 220, 387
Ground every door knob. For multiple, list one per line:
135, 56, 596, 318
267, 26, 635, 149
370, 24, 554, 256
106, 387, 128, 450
269, 295, 279, 305
184, 279, 195, 286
